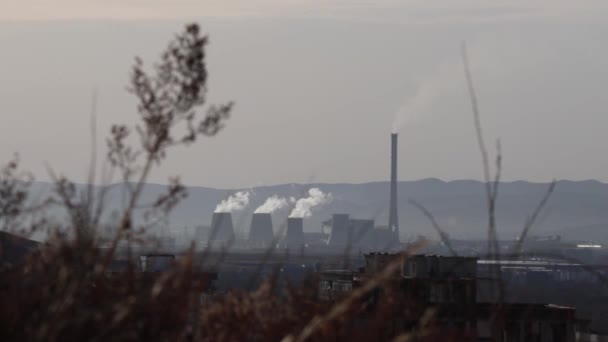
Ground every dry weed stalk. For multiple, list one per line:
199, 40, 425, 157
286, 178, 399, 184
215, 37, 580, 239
0, 24, 571, 342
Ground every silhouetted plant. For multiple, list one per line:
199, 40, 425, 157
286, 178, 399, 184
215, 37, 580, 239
0, 24, 581, 342
0, 155, 33, 233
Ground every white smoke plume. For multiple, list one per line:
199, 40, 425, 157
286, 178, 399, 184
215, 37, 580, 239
214, 191, 251, 213
289, 188, 332, 218
391, 80, 438, 133
254, 195, 288, 214
391, 62, 458, 134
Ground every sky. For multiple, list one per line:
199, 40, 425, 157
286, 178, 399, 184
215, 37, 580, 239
0, 1, 607, 188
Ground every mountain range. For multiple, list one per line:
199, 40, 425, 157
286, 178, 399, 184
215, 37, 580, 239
25, 179, 608, 243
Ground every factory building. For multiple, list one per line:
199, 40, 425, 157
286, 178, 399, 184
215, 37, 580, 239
325, 214, 398, 252
319, 253, 578, 341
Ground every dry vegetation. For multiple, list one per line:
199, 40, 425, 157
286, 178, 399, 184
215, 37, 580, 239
0, 24, 460, 341
0, 22, 580, 342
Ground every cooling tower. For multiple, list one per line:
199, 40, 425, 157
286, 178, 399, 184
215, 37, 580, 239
350, 219, 374, 249
328, 214, 351, 247
284, 217, 304, 248
208, 212, 235, 246
389, 133, 400, 240
248, 213, 274, 247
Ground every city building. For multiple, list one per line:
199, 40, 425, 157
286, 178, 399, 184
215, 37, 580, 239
319, 253, 579, 341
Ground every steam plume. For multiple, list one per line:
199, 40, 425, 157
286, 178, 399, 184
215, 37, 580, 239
289, 188, 332, 218
391, 80, 438, 133
254, 195, 288, 214
391, 62, 457, 134
214, 191, 251, 213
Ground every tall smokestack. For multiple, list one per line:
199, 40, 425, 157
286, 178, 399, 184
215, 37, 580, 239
389, 133, 399, 240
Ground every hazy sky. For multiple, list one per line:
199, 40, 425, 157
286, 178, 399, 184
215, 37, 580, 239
0, 1, 607, 188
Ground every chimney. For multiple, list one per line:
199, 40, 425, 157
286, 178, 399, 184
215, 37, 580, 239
389, 133, 400, 240
248, 213, 274, 248
284, 217, 304, 249
208, 212, 235, 247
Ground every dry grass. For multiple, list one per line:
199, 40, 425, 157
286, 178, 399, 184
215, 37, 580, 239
0, 23, 455, 342
0, 25, 576, 342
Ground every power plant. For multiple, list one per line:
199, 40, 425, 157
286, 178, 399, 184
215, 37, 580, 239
350, 219, 374, 248
197, 133, 402, 253
208, 212, 235, 247
328, 214, 351, 247
248, 213, 274, 248
284, 217, 304, 249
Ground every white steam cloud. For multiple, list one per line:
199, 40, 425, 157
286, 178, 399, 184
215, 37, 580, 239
214, 191, 251, 213
254, 195, 288, 214
289, 188, 332, 218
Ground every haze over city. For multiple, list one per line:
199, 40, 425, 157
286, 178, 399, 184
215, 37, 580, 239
1, 1, 607, 187
2, 2, 608, 341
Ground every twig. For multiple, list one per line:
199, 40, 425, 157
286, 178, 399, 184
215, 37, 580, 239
409, 199, 457, 256
512, 180, 557, 256
284, 241, 426, 342
461, 42, 505, 307
86, 88, 98, 232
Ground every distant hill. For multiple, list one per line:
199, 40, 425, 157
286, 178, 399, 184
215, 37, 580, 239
23, 179, 608, 243
555, 224, 608, 242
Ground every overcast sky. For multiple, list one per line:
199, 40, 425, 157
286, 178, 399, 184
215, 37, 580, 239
0, 1, 607, 188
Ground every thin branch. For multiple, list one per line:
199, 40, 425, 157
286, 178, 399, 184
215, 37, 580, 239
462, 41, 505, 306
86, 87, 98, 229
409, 199, 457, 256
285, 242, 426, 342
462, 42, 492, 200
512, 180, 557, 256
489, 141, 502, 259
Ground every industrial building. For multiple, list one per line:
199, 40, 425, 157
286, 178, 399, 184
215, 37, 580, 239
324, 214, 396, 252
197, 133, 404, 254
318, 253, 579, 341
